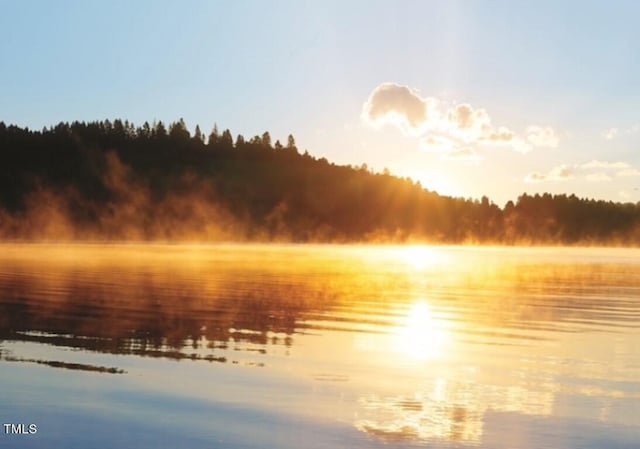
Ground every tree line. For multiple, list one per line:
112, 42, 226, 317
1, 119, 639, 244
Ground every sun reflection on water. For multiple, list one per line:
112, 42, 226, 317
395, 301, 450, 361
354, 376, 558, 446
355, 378, 485, 445
2, 244, 639, 448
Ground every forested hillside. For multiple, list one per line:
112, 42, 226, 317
1, 120, 639, 244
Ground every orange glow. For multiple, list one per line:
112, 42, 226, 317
394, 301, 450, 361
398, 245, 441, 270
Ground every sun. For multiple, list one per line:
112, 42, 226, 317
395, 301, 450, 361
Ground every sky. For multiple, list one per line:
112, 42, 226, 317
1, 0, 639, 205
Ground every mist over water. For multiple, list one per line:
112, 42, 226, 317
1, 244, 638, 448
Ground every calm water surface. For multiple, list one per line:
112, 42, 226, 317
0, 244, 638, 448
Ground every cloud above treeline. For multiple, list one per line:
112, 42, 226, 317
525, 159, 640, 183
585, 172, 612, 182
602, 124, 639, 140
525, 165, 573, 183
443, 147, 481, 161
578, 160, 640, 180
363, 83, 431, 130
362, 82, 559, 159
579, 160, 630, 169
526, 126, 559, 148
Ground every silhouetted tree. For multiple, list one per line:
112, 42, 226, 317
208, 123, 219, 146
153, 121, 167, 138
220, 129, 233, 150
193, 125, 204, 143
287, 134, 296, 151
169, 118, 190, 142
261, 131, 272, 148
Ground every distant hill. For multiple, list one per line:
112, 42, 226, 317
1, 120, 639, 244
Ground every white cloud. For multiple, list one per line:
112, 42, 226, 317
580, 160, 631, 169
524, 172, 546, 183
362, 82, 433, 134
362, 82, 557, 157
585, 172, 612, 182
509, 137, 533, 154
419, 134, 456, 153
448, 104, 482, 129
442, 147, 481, 161
616, 167, 640, 177
578, 160, 640, 178
420, 132, 485, 160
446, 103, 492, 142
549, 165, 573, 180
524, 164, 573, 183
603, 127, 619, 140
526, 126, 559, 148
484, 126, 515, 143
439, 103, 523, 154
602, 124, 639, 140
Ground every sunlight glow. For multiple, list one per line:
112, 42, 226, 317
399, 245, 441, 270
411, 171, 463, 199
395, 301, 449, 361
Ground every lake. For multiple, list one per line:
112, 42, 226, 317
0, 244, 638, 448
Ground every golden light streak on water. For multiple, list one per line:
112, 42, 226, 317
393, 301, 451, 361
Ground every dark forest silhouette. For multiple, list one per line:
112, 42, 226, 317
1, 119, 639, 244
